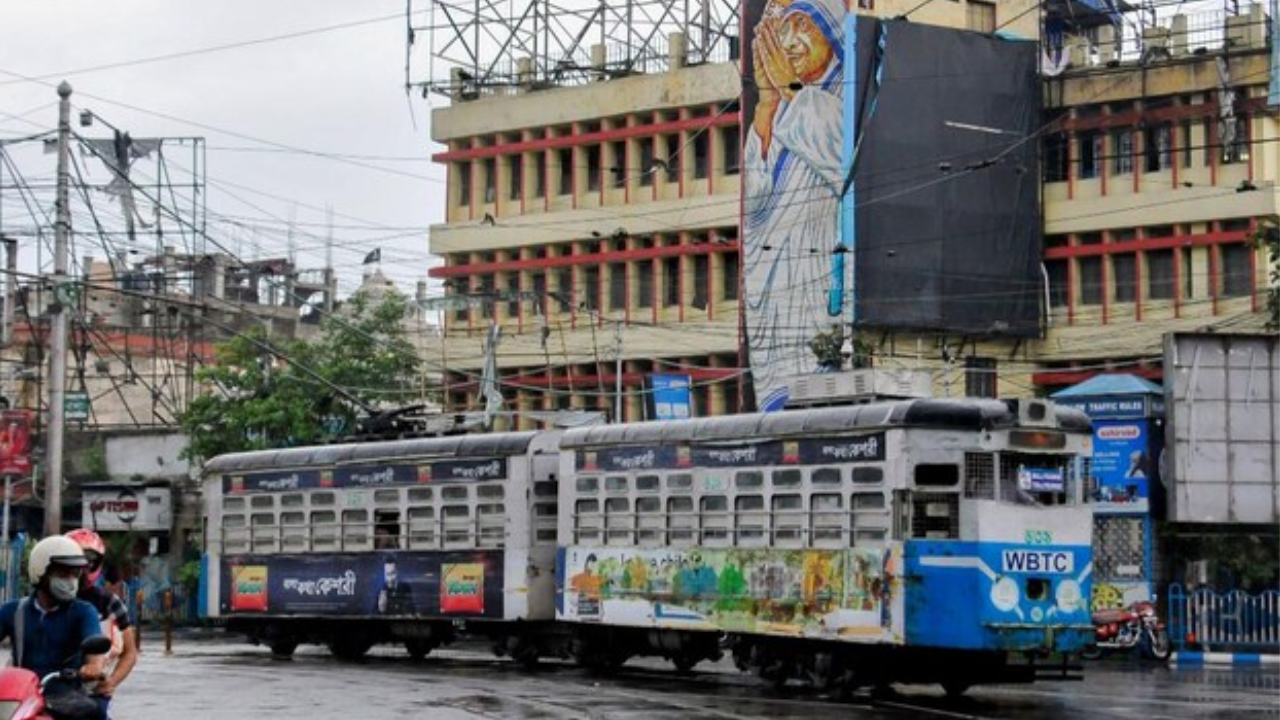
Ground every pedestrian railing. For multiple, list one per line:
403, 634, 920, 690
1168, 584, 1280, 652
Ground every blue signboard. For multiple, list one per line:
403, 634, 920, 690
1089, 419, 1151, 513
651, 373, 692, 421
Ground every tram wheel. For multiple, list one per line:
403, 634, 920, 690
268, 639, 298, 658
327, 636, 373, 661
942, 681, 971, 698
404, 638, 434, 661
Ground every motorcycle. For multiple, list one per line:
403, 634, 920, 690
1080, 600, 1171, 661
0, 635, 112, 720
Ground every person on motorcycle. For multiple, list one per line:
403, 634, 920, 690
67, 529, 138, 709
0, 535, 105, 716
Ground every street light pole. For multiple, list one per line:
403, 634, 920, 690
45, 81, 72, 536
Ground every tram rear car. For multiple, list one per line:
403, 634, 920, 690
555, 398, 1094, 692
202, 432, 562, 662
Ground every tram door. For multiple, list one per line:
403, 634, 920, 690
527, 453, 560, 618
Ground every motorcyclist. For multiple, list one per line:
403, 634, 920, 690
0, 535, 105, 717
67, 528, 138, 711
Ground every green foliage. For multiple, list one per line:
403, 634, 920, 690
1253, 219, 1279, 331
177, 559, 201, 593
808, 325, 874, 371
179, 290, 424, 461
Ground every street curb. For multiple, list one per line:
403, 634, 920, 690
1171, 651, 1280, 667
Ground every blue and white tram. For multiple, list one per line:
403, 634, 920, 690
554, 398, 1094, 692
201, 431, 563, 662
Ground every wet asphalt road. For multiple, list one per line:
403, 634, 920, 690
111, 633, 1279, 720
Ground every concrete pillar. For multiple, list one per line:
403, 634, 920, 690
669, 32, 687, 70
1170, 14, 1188, 55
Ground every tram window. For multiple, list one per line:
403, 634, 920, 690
811, 493, 844, 546
407, 507, 437, 548
636, 497, 663, 545
222, 514, 246, 528
605, 498, 632, 545
477, 484, 505, 499
224, 497, 245, 511
250, 495, 274, 509
575, 499, 602, 543
853, 492, 886, 509
735, 495, 767, 545
812, 468, 842, 485
668, 496, 696, 544
734, 471, 763, 490
772, 469, 801, 488
442, 505, 473, 546
281, 493, 305, 508
700, 495, 730, 545
442, 486, 469, 501
667, 474, 693, 491
965, 453, 996, 499
772, 494, 804, 545
374, 489, 400, 505
636, 475, 660, 493
576, 476, 599, 493
533, 481, 557, 498
374, 510, 401, 549
852, 492, 889, 548
408, 487, 433, 503
477, 504, 505, 548
532, 502, 558, 542
606, 476, 628, 494
222, 513, 248, 554
852, 467, 883, 484
342, 509, 370, 549
915, 464, 959, 487
281, 511, 307, 551
312, 492, 335, 507
312, 510, 338, 550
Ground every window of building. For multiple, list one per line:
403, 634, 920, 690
556, 267, 573, 312
534, 152, 547, 198
610, 141, 626, 189
1179, 119, 1194, 168
1078, 130, 1101, 179
1222, 115, 1248, 164
693, 132, 709, 180
1112, 253, 1136, 302
509, 154, 523, 201
964, 356, 997, 398
722, 125, 741, 175
691, 254, 709, 309
1046, 259, 1068, 308
1078, 256, 1103, 305
558, 148, 573, 195
664, 256, 680, 307
1180, 247, 1194, 299
609, 263, 627, 311
665, 135, 680, 182
586, 145, 601, 192
637, 261, 653, 309
504, 271, 520, 317
1144, 124, 1172, 173
1147, 249, 1175, 300
1220, 243, 1252, 297
966, 0, 996, 32
482, 158, 496, 203
722, 251, 739, 301
1111, 129, 1133, 175
478, 275, 495, 319
1043, 131, 1068, 183
583, 266, 600, 311
1203, 117, 1214, 166
457, 161, 472, 206
639, 139, 655, 187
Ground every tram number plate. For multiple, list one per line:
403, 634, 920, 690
1002, 550, 1073, 574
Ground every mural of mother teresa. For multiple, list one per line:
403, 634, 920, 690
743, 0, 846, 411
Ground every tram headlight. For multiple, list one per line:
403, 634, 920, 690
1055, 578, 1083, 612
991, 576, 1020, 612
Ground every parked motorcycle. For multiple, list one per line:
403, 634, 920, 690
0, 635, 111, 720
1080, 600, 1171, 661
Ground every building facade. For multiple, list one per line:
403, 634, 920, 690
427, 1, 1276, 424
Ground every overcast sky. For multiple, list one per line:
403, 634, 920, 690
0, 0, 445, 297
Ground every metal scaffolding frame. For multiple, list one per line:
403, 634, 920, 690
408, 0, 740, 99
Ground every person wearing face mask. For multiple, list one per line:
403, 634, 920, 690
0, 535, 106, 716
67, 528, 138, 716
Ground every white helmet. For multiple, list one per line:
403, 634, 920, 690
28, 535, 89, 585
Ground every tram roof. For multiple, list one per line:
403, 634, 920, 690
561, 398, 1088, 448
202, 431, 542, 475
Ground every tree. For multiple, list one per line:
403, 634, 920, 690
179, 289, 425, 461
808, 325, 874, 371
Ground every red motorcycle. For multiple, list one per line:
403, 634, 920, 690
1080, 600, 1171, 661
0, 636, 111, 720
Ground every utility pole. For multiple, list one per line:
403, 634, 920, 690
613, 320, 623, 423
45, 81, 72, 536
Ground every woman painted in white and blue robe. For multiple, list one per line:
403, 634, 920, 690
743, 0, 846, 411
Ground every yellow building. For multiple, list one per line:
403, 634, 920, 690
426, 1, 1275, 423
